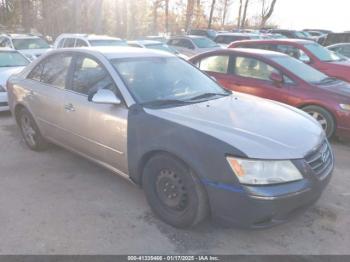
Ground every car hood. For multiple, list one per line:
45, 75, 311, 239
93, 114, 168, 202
315, 80, 350, 96
0, 67, 25, 88
144, 94, 324, 160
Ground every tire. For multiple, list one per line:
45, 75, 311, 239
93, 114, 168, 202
18, 107, 48, 151
302, 105, 336, 138
142, 154, 209, 228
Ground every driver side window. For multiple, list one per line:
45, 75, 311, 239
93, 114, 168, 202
70, 56, 117, 96
234, 56, 278, 81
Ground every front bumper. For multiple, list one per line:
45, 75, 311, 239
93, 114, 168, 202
0, 92, 9, 112
203, 144, 334, 228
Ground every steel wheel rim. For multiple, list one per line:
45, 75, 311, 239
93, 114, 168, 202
156, 169, 188, 211
307, 111, 328, 131
20, 115, 37, 147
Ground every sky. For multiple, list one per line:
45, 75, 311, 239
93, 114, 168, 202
227, 0, 350, 32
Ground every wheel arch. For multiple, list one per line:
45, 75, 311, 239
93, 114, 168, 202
297, 102, 337, 126
135, 149, 201, 188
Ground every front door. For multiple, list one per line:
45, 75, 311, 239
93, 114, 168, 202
61, 54, 128, 174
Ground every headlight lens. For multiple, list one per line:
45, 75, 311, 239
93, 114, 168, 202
0, 85, 5, 92
340, 104, 350, 111
227, 157, 303, 185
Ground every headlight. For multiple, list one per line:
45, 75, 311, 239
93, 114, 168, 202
340, 104, 350, 111
227, 157, 303, 185
0, 85, 5, 92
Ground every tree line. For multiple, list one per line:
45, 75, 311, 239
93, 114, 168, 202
0, 0, 278, 39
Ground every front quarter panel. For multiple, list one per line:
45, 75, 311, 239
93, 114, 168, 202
127, 105, 247, 187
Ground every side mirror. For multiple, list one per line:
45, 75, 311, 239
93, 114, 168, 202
269, 72, 283, 85
89, 89, 121, 105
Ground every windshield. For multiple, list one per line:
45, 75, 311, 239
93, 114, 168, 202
271, 56, 328, 84
13, 38, 50, 50
110, 57, 229, 105
89, 40, 127, 47
303, 43, 343, 62
0, 52, 29, 67
192, 37, 219, 48
295, 31, 306, 38
145, 43, 177, 54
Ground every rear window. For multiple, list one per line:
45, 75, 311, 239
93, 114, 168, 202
89, 39, 127, 47
13, 38, 50, 50
192, 37, 219, 48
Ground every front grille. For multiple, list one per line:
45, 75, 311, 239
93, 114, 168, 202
305, 140, 333, 178
0, 102, 8, 107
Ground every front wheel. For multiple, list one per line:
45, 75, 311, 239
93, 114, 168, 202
302, 105, 335, 138
18, 108, 48, 151
142, 154, 209, 228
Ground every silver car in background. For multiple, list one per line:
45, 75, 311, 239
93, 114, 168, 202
0, 48, 30, 112
167, 35, 221, 57
7, 47, 333, 228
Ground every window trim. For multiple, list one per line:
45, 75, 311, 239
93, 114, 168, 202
26, 52, 75, 90
67, 53, 124, 103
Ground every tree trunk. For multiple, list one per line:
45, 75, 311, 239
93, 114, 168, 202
152, 1, 159, 34
221, 0, 228, 28
185, 0, 195, 32
260, 0, 277, 28
241, 0, 249, 28
94, 0, 103, 34
21, 0, 31, 32
237, 0, 243, 29
208, 0, 216, 29
165, 0, 169, 34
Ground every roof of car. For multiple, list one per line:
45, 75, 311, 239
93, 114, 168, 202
230, 38, 315, 45
327, 43, 350, 47
191, 47, 288, 59
56, 34, 123, 41
128, 40, 163, 45
170, 35, 208, 40
215, 32, 260, 37
0, 47, 16, 52
49, 46, 175, 59
2, 33, 40, 39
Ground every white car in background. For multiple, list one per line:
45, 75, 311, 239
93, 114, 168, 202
0, 34, 51, 61
167, 35, 221, 57
54, 34, 127, 49
0, 48, 30, 112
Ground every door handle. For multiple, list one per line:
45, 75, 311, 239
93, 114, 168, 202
64, 103, 75, 112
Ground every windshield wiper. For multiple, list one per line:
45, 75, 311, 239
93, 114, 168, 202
140, 99, 191, 107
319, 77, 339, 84
187, 92, 230, 101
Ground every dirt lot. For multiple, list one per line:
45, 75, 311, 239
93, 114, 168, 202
0, 111, 349, 255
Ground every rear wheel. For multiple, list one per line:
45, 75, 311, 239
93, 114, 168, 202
18, 108, 48, 151
142, 154, 209, 228
302, 105, 335, 138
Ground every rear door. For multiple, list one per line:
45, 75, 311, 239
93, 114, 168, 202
61, 54, 128, 174
25, 53, 74, 139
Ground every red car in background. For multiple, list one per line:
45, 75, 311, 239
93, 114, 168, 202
228, 39, 350, 83
189, 48, 350, 139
